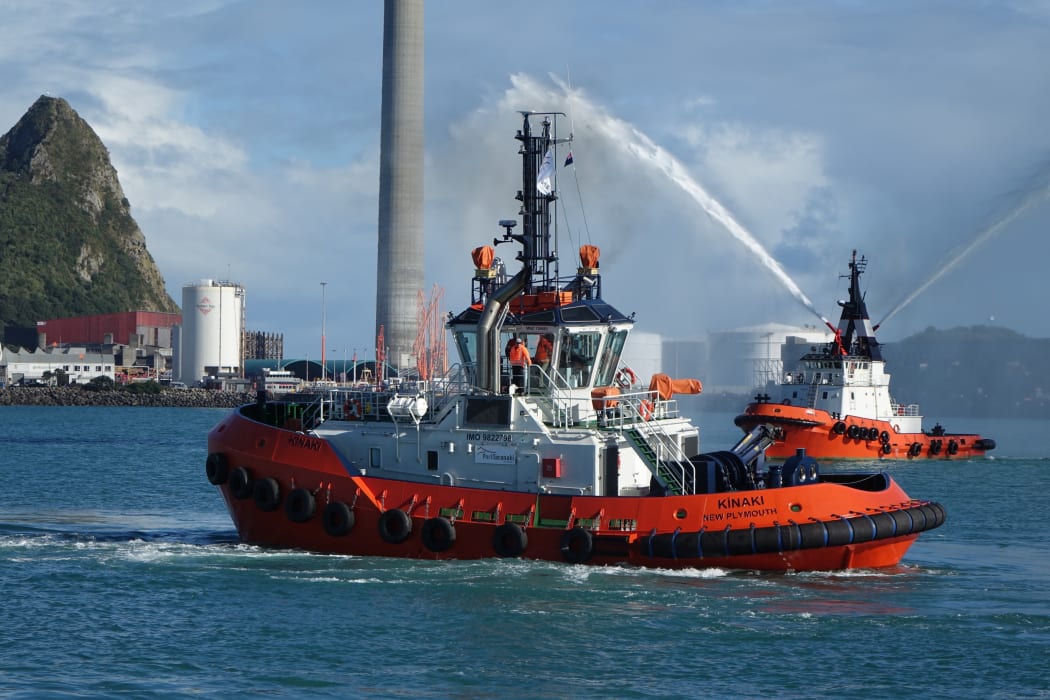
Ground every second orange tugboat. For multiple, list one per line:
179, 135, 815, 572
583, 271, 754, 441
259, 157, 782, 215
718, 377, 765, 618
735, 251, 995, 460
206, 114, 945, 571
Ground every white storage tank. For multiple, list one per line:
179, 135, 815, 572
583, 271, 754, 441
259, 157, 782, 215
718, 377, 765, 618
175, 280, 245, 384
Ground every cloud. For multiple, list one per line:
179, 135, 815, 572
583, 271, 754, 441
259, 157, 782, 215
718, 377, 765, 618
2, 1, 1050, 354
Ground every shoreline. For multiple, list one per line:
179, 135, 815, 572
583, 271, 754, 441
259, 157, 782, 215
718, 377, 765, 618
0, 386, 250, 408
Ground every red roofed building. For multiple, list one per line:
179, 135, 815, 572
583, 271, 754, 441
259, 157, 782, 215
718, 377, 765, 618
37, 311, 182, 348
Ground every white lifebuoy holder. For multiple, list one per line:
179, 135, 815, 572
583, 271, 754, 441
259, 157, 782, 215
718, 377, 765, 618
346, 399, 362, 420
615, 367, 638, 389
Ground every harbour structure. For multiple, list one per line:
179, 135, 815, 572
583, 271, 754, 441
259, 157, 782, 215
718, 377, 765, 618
174, 279, 245, 386
375, 0, 424, 371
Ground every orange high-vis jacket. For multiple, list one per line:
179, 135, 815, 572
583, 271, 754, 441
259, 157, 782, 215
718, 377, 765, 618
535, 336, 553, 363
508, 342, 532, 367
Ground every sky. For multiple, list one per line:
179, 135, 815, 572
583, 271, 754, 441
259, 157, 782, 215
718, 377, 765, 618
1, 0, 1049, 359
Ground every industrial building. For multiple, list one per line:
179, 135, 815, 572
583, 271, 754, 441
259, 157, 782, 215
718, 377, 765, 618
704, 323, 833, 394
173, 280, 245, 386
0, 345, 116, 386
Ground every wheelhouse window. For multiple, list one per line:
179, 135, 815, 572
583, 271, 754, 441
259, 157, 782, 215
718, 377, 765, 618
558, 331, 603, 388
453, 330, 478, 366
595, 329, 628, 387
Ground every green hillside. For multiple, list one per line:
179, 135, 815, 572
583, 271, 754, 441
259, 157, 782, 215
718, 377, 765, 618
0, 96, 178, 332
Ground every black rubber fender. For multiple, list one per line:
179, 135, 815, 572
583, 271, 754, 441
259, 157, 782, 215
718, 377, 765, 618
285, 487, 316, 523
560, 527, 594, 564
890, 508, 915, 535
377, 509, 412, 544
880, 430, 890, 444
832, 421, 846, 435
752, 526, 781, 553
882, 442, 893, 455
252, 477, 281, 512
726, 527, 755, 556
421, 516, 456, 553
322, 501, 355, 537
846, 425, 859, 439
871, 512, 897, 539
824, 518, 854, 546
228, 466, 253, 500
492, 522, 528, 558
205, 453, 229, 485
797, 521, 829, 549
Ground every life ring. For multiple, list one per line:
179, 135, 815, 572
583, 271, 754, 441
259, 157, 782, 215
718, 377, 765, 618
893, 424, 900, 433
322, 501, 355, 537
832, 421, 846, 435
228, 466, 254, 500
639, 400, 654, 421
205, 453, 229, 485
285, 487, 316, 523
345, 399, 362, 421
615, 367, 638, 389
492, 522, 528, 557
252, 477, 281, 512
421, 517, 456, 552
560, 527, 593, 564
378, 509, 412, 544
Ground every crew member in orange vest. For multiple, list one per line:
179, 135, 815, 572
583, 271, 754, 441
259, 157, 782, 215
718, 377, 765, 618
507, 337, 532, 394
535, 333, 554, 368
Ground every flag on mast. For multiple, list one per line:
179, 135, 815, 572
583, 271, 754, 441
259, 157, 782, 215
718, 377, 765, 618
564, 151, 574, 167
536, 147, 555, 195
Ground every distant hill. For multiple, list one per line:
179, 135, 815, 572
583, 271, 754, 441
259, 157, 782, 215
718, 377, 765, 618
700, 325, 1050, 419
0, 96, 178, 335
883, 325, 1050, 418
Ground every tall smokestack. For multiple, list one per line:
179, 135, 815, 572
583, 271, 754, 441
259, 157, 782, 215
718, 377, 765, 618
375, 0, 424, 369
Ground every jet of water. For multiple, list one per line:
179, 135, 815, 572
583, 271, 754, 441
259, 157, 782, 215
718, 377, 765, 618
877, 170, 1050, 328
559, 81, 829, 326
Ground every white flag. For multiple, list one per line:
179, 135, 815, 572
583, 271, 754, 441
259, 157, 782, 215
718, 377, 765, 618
536, 147, 555, 195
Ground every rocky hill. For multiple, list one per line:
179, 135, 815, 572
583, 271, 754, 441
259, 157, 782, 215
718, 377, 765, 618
883, 325, 1050, 418
699, 325, 1050, 419
0, 95, 178, 331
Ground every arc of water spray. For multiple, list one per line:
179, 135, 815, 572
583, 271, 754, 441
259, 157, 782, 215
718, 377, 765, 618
556, 78, 830, 327
877, 171, 1050, 328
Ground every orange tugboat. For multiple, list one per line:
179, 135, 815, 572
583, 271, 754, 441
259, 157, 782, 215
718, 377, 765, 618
206, 114, 944, 571
735, 251, 995, 460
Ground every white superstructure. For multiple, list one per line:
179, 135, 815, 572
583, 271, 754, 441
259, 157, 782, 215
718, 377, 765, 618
175, 280, 245, 385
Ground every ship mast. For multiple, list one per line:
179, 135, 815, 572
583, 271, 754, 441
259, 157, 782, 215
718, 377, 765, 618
474, 113, 570, 393
834, 250, 882, 361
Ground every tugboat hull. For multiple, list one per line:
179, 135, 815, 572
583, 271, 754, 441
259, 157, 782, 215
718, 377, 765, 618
735, 403, 994, 460
209, 407, 943, 571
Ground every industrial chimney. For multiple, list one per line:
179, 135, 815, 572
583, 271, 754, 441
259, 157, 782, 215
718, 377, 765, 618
375, 0, 424, 370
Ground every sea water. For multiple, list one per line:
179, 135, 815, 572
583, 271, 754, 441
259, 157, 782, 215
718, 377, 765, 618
1, 405, 1047, 699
